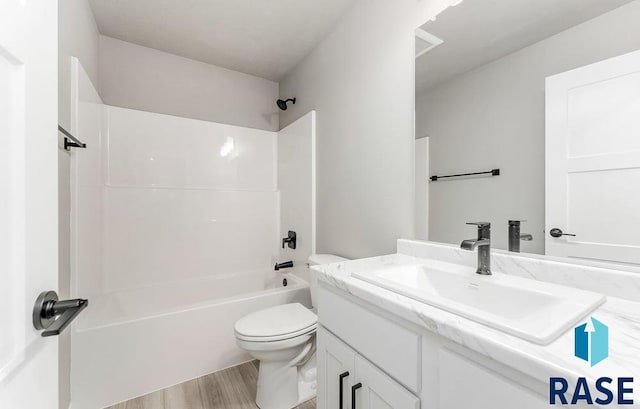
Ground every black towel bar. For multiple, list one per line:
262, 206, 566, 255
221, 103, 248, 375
430, 168, 500, 182
58, 125, 87, 151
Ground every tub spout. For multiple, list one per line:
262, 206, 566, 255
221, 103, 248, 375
274, 261, 293, 271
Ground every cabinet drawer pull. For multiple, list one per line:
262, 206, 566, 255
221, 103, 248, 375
351, 382, 362, 409
339, 371, 349, 409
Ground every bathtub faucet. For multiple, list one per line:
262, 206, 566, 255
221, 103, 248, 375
274, 261, 294, 271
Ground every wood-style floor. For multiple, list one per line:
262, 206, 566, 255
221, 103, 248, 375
105, 361, 316, 409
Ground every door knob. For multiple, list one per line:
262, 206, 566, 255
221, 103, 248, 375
549, 228, 576, 238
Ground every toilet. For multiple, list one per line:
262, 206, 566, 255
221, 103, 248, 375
234, 254, 348, 409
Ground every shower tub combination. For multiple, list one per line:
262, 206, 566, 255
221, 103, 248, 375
68, 60, 317, 408
71, 272, 310, 409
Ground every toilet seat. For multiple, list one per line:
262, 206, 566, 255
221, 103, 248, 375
234, 303, 317, 341
236, 331, 315, 353
236, 323, 317, 342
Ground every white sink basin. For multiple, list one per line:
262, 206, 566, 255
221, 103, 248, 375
352, 260, 606, 344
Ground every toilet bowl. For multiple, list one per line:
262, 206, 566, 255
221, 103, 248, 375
234, 254, 348, 409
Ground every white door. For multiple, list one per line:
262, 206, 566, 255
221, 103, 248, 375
0, 0, 58, 407
317, 327, 356, 409
546, 49, 640, 265
353, 356, 419, 409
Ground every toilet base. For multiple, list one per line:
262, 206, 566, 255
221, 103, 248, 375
297, 353, 317, 405
255, 353, 317, 409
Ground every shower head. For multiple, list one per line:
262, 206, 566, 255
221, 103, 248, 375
276, 98, 296, 111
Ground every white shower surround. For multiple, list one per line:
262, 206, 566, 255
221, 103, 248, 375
101, 105, 280, 292
68, 60, 317, 408
72, 93, 282, 299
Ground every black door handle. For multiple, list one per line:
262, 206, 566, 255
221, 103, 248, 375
352, 382, 362, 409
339, 371, 349, 409
33, 291, 88, 337
550, 228, 576, 238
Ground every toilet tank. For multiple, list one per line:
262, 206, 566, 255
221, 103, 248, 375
307, 254, 348, 308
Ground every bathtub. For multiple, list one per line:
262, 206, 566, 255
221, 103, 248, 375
70, 272, 310, 409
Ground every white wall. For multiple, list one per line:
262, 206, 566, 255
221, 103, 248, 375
417, 0, 640, 254
278, 0, 456, 259
57, 1, 100, 408
414, 137, 429, 241
278, 111, 316, 280
99, 36, 280, 132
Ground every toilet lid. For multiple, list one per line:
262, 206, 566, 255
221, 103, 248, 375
235, 303, 317, 339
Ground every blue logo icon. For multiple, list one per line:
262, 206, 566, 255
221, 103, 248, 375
574, 317, 608, 367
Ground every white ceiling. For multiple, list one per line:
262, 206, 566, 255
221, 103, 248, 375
416, 0, 636, 93
89, 0, 356, 82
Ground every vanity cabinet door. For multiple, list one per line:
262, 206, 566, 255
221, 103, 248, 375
317, 326, 357, 409
439, 349, 547, 409
353, 355, 420, 409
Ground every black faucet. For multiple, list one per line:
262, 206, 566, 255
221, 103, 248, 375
508, 220, 533, 253
274, 261, 294, 271
460, 222, 492, 275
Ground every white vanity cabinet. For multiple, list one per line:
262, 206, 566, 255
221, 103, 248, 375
317, 285, 550, 409
317, 326, 419, 409
317, 326, 355, 409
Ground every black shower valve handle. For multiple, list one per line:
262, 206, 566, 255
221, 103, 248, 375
282, 230, 297, 249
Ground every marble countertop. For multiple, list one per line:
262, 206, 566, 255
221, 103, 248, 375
314, 241, 640, 402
